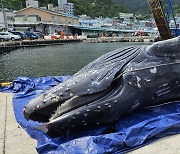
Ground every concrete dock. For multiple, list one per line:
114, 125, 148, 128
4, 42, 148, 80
0, 93, 37, 154
0, 92, 179, 154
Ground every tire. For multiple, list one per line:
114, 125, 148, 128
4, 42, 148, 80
11, 37, 15, 41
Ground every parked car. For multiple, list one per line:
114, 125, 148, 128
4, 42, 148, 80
0, 32, 21, 41
10, 31, 26, 40
0, 33, 10, 41
33, 31, 44, 38
24, 32, 40, 40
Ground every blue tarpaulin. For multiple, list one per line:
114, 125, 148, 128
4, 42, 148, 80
1, 76, 180, 153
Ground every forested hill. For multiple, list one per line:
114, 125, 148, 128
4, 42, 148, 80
68, 0, 127, 17
0, 0, 127, 18
0, 0, 179, 17
112, 0, 180, 14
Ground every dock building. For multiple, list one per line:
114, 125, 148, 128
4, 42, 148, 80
13, 7, 79, 35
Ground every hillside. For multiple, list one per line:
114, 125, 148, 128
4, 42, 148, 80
113, 0, 180, 14
0, 0, 127, 18
1, 0, 179, 17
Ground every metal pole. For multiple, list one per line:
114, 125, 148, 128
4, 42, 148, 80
1, 0, 8, 31
167, 0, 178, 36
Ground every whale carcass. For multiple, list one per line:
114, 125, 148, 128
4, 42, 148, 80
23, 37, 180, 135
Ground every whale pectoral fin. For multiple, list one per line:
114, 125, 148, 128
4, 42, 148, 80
73, 46, 141, 94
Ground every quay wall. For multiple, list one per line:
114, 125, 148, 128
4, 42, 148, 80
83, 36, 157, 43
0, 36, 157, 53
0, 39, 82, 53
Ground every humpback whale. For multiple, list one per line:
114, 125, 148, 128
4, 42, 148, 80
23, 37, 180, 135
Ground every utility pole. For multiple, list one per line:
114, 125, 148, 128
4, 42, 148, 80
1, 0, 8, 31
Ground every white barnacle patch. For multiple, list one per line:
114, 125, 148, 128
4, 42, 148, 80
86, 109, 90, 112
43, 97, 48, 103
136, 76, 141, 88
44, 92, 57, 102
42, 98, 46, 103
129, 67, 133, 71
36, 105, 40, 109
92, 81, 100, 85
70, 93, 74, 97
150, 67, 157, 74
97, 106, 101, 109
137, 83, 141, 88
51, 96, 60, 102
136, 76, 141, 82
144, 78, 151, 82
162, 83, 168, 87
66, 88, 70, 92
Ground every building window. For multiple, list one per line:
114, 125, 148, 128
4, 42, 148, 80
51, 16, 55, 21
58, 16, 61, 22
7, 16, 13, 20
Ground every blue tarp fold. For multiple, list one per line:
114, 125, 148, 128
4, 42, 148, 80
1, 76, 180, 153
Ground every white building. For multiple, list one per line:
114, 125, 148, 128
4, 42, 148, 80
26, 0, 39, 8
58, 0, 67, 9
58, 0, 74, 16
64, 3, 74, 16
0, 11, 15, 30
119, 13, 134, 19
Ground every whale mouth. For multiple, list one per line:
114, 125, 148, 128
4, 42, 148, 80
49, 82, 117, 122
25, 103, 62, 122
25, 80, 118, 123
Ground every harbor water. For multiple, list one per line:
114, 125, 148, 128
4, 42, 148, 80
0, 42, 149, 82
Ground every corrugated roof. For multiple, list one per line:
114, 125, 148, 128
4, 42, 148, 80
15, 7, 79, 19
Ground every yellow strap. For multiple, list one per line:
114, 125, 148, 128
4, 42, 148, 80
0, 82, 12, 87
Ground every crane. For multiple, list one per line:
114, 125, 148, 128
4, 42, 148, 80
166, 0, 180, 37
147, 0, 179, 40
